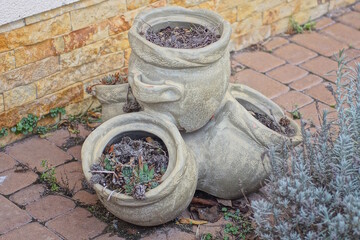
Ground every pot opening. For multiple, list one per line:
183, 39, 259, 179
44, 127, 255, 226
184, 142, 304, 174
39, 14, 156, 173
90, 131, 170, 200
236, 98, 296, 137
142, 21, 221, 49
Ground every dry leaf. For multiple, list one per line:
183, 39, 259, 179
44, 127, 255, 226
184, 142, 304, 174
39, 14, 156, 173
191, 197, 218, 206
146, 137, 154, 143
177, 218, 208, 225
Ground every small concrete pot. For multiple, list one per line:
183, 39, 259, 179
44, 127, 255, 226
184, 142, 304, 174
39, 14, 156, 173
81, 112, 198, 226
128, 7, 232, 132
92, 84, 129, 121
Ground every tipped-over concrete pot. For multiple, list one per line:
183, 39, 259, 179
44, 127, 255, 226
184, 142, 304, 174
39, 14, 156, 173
128, 7, 232, 132
182, 83, 302, 199
92, 84, 130, 121
81, 112, 198, 226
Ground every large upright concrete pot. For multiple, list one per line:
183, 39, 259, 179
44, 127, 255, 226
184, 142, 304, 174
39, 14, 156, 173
128, 7, 232, 132
82, 112, 198, 226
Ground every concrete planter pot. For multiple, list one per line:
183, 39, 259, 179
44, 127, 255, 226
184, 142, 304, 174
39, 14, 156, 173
81, 112, 198, 226
183, 83, 302, 199
93, 84, 129, 121
128, 7, 232, 132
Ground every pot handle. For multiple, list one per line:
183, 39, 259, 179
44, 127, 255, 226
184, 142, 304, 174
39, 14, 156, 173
129, 72, 184, 103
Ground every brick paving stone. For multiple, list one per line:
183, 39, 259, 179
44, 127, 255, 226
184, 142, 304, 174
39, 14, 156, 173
78, 124, 92, 139
347, 57, 360, 69
301, 56, 338, 82
0, 222, 61, 240
26, 195, 75, 222
166, 228, 196, 240
266, 64, 308, 84
67, 145, 82, 161
263, 37, 289, 51
0, 169, 38, 195
54, 161, 84, 193
299, 102, 337, 126
337, 11, 360, 29
9, 184, 46, 206
73, 190, 98, 205
273, 91, 313, 112
45, 129, 70, 147
290, 74, 323, 91
6, 137, 71, 171
305, 83, 336, 106
94, 233, 126, 240
0, 153, 16, 173
232, 52, 285, 73
0, 195, 32, 234
321, 23, 360, 47
142, 230, 167, 240
273, 43, 317, 65
316, 17, 335, 30
46, 207, 107, 240
342, 48, 360, 62
291, 32, 347, 57
233, 69, 289, 99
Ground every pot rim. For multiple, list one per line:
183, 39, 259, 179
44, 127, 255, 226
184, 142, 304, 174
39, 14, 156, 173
82, 112, 188, 206
129, 6, 232, 62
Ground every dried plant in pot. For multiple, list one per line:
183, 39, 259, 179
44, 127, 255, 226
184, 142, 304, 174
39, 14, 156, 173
128, 6, 232, 132
81, 112, 198, 226
86, 72, 141, 121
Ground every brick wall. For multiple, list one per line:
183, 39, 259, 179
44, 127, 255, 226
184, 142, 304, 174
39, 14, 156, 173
0, 0, 356, 131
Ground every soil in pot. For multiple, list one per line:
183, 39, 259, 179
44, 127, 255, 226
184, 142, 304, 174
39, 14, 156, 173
249, 111, 295, 137
90, 135, 169, 200
144, 24, 220, 49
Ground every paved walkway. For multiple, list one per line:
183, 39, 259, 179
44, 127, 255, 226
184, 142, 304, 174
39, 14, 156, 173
0, 3, 359, 240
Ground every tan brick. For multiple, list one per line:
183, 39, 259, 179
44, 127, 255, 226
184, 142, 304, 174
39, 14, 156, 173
291, 32, 347, 57
273, 91, 313, 111
290, 74, 323, 91
330, 0, 356, 9
292, 11, 311, 25
61, 31, 128, 68
0, 56, 59, 93
36, 52, 124, 97
273, 43, 317, 65
308, 3, 330, 20
271, 17, 291, 35
299, 0, 318, 10
237, 1, 256, 21
267, 64, 308, 84
219, 8, 237, 23
233, 69, 289, 99
230, 26, 271, 51
233, 51, 285, 73
0, 51, 15, 74
4, 84, 36, 110
301, 56, 338, 83
127, 0, 149, 10
25, 3, 75, 25
232, 12, 262, 36
321, 23, 360, 47
0, 20, 25, 34
108, 15, 131, 35
15, 39, 56, 67
0, 94, 3, 112
253, 0, 285, 12
0, 34, 10, 53
263, 1, 300, 25
0, 82, 84, 127
216, 0, 242, 12
6, 14, 71, 49
189, 0, 216, 10
71, 0, 127, 30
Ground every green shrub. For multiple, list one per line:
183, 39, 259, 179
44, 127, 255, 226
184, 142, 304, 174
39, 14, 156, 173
252, 52, 360, 239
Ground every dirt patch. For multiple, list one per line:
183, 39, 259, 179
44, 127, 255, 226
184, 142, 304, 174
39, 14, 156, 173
145, 24, 220, 49
90, 136, 169, 200
250, 111, 295, 137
